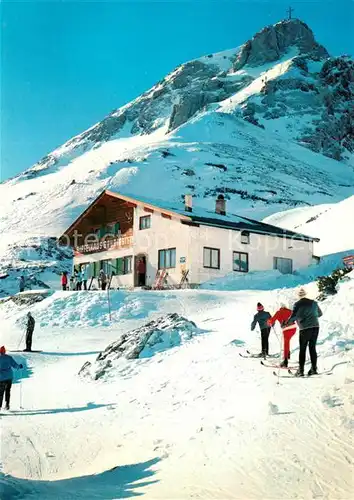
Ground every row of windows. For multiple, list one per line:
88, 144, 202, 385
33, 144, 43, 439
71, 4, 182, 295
204, 247, 249, 272
156, 247, 249, 272
82, 252, 293, 276
157, 248, 292, 274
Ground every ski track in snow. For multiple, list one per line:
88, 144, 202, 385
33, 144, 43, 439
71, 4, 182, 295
1, 280, 354, 499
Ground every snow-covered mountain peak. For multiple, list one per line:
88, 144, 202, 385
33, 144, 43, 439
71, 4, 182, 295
233, 18, 329, 70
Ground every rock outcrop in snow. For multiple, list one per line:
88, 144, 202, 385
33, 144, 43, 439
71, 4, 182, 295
79, 313, 200, 379
243, 54, 354, 161
233, 19, 328, 69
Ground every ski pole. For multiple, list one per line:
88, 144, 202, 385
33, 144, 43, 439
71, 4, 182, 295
107, 282, 112, 323
17, 327, 26, 351
19, 368, 23, 409
272, 325, 283, 385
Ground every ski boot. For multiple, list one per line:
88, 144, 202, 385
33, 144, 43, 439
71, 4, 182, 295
294, 369, 304, 377
280, 359, 288, 368
308, 367, 318, 376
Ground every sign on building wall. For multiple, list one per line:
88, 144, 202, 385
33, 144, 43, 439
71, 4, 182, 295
74, 235, 133, 256
343, 255, 354, 268
180, 257, 186, 263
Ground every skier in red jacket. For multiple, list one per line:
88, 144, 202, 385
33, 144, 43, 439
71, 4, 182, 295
267, 304, 297, 367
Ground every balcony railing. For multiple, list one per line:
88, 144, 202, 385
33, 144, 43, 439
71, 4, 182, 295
74, 235, 133, 255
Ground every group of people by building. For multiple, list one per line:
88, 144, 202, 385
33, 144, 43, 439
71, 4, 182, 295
251, 287, 322, 377
60, 266, 108, 291
61, 265, 89, 291
61, 267, 108, 291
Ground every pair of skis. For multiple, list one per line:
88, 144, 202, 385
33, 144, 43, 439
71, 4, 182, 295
260, 359, 300, 377
239, 350, 331, 378
239, 350, 279, 359
261, 361, 332, 378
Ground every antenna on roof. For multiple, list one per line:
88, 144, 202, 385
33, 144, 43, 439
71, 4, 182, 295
287, 6, 294, 19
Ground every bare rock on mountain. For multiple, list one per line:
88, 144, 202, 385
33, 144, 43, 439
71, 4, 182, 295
79, 313, 201, 380
234, 19, 329, 70
169, 92, 209, 131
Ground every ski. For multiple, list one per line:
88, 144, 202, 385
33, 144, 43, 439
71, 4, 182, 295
239, 353, 264, 359
273, 369, 297, 378
239, 350, 279, 359
273, 369, 333, 378
261, 361, 297, 370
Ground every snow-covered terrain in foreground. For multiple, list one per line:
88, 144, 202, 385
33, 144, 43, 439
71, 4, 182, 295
1, 267, 353, 499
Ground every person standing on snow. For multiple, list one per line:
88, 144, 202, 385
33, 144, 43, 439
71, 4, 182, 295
18, 275, 25, 293
267, 303, 297, 367
286, 288, 322, 377
251, 303, 272, 357
99, 269, 107, 290
75, 269, 82, 291
61, 271, 68, 291
0, 346, 23, 410
80, 265, 88, 291
137, 258, 146, 286
24, 312, 35, 352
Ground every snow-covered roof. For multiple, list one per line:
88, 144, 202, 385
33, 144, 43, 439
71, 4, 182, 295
61, 190, 319, 243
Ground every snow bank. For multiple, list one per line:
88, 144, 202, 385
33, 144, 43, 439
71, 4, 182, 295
1, 290, 174, 330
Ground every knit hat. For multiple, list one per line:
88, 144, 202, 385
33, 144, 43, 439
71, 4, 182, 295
257, 302, 264, 311
298, 287, 307, 298
0, 346, 6, 355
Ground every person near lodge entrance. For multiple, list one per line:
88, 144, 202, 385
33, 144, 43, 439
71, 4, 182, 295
137, 257, 146, 286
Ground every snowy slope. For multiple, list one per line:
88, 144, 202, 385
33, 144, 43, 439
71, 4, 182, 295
264, 195, 354, 256
1, 270, 353, 498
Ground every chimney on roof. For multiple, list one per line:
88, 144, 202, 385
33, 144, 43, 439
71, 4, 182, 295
185, 194, 193, 212
215, 194, 226, 216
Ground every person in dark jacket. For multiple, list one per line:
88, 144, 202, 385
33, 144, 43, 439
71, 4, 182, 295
137, 258, 146, 286
75, 269, 82, 291
287, 287, 323, 377
251, 303, 272, 357
99, 269, 107, 291
0, 346, 23, 410
24, 312, 35, 352
19, 275, 25, 293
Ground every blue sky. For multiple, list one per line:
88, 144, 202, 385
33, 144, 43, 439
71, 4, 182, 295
1, 0, 353, 181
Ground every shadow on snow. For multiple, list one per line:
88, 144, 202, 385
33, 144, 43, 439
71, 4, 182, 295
0, 457, 160, 499
1, 402, 116, 416
40, 351, 101, 357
